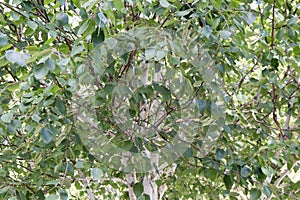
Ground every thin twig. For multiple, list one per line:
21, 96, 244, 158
271, 0, 275, 49
77, 169, 95, 200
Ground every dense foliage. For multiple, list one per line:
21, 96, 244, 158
0, 0, 299, 199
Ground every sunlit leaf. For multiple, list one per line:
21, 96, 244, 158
1, 113, 13, 123
91, 168, 103, 180
5, 50, 30, 66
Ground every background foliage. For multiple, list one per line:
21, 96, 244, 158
0, 0, 299, 199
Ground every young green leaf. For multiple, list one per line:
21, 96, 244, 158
114, 0, 124, 11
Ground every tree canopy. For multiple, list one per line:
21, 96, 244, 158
0, 0, 299, 199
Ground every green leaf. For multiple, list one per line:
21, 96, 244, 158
73, 0, 80, 8
41, 128, 54, 144
153, 82, 171, 101
0, 33, 8, 46
203, 168, 218, 180
34, 64, 49, 79
46, 194, 59, 200
91, 168, 103, 180
183, 148, 193, 158
54, 98, 66, 115
5, 50, 30, 66
27, 21, 38, 30
1, 112, 13, 123
77, 19, 96, 36
97, 12, 108, 28
7, 82, 20, 92
114, 0, 124, 11
45, 58, 56, 71
219, 30, 232, 39
58, 0, 66, 5
26, 49, 52, 63
270, 58, 279, 71
92, 29, 105, 47
223, 175, 233, 190
117, 85, 132, 96
210, 0, 221, 9
75, 161, 84, 168
71, 44, 84, 56
241, 166, 251, 177
56, 12, 69, 26
250, 188, 261, 200
196, 99, 207, 112
77, 20, 89, 35
133, 182, 144, 197
31, 114, 41, 123
0, 186, 10, 194
135, 0, 145, 14
145, 48, 156, 59
160, 0, 170, 8
287, 17, 298, 26
216, 148, 226, 160
176, 10, 191, 17
58, 189, 68, 200
106, 37, 117, 49
59, 189, 68, 200
263, 185, 272, 197
261, 167, 271, 176
156, 50, 167, 60
202, 26, 212, 38
243, 12, 256, 25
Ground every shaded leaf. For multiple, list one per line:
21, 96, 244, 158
216, 148, 226, 160
133, 182, 144, 197
223, 175, 233, 190
0, 33, 8, 46
45, 58, 56, 71
59, 189, 68, 200
41, 128, 54, 144
250, 188, 261, 200
241, 166, 251, 177
153, 82, 171, 101
196, 99, 207, 112
54, 98, 66, 115
56, 12, 69, 26
263, 185, 272, 197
